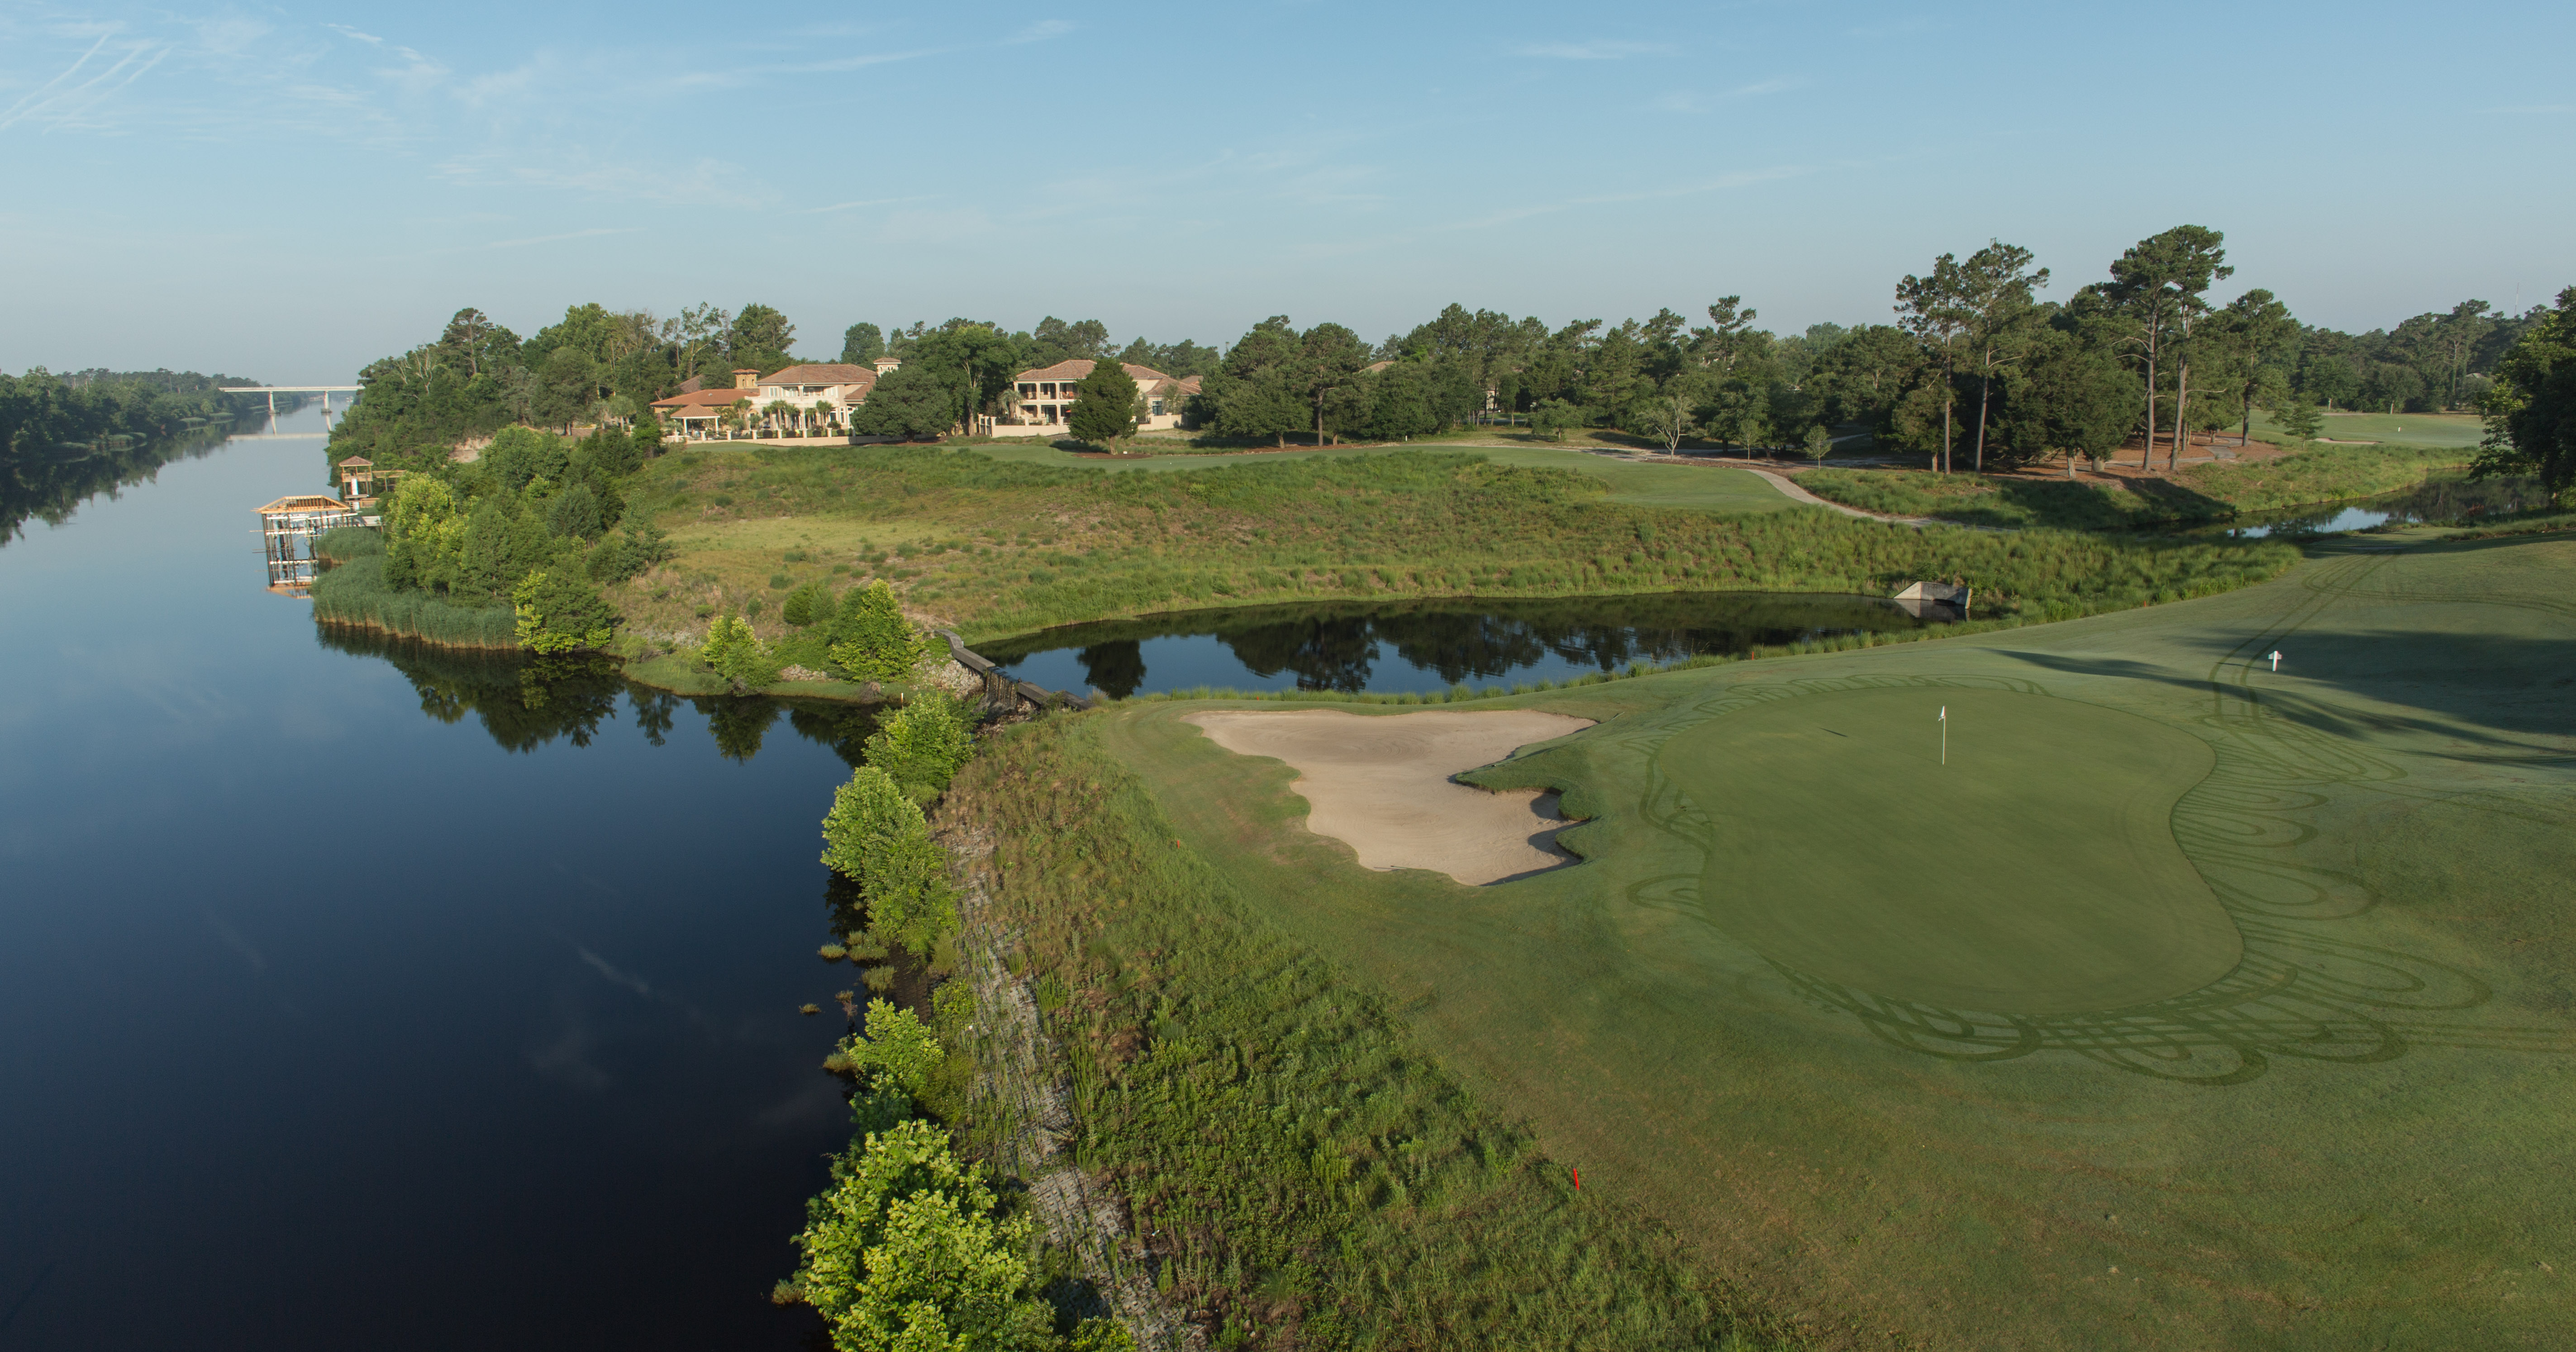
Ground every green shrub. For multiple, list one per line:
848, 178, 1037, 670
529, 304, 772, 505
863, 695, 976, 801
819, 766, 958, 952
843, 999, 943, 1099
786, 1117, 1058, 1352
782, 579, 835, 627
699, 612, 781, 690
510, 567, 616, 653
827, 579, 937, 681
821, 766, 924, 879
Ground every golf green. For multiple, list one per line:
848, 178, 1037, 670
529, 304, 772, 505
1663, 686, 2239, 1013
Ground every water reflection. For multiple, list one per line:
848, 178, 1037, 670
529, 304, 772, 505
1, 420, 237, 545
2205, 475, 2545, 539
315, 624, 879, 763
984, 591, 1942, 698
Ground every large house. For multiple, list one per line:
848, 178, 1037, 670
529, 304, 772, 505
987, 360, 1200, 437
650, 362, 889, 440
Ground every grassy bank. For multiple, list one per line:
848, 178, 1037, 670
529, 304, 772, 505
1797, 442, 2472, 530
617, 446, 2296, 644
310, 555, 519, 649
1091, 533, 2576, 1349
939, 714, 1804, 1350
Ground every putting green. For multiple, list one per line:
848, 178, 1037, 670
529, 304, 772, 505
1663, 686, 2238, 1013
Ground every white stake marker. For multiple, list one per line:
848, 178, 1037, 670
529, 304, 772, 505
2269, 650, 2283, 672
1939, 704, 1947, 765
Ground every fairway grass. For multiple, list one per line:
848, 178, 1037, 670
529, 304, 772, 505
1092, 529, 2576, 1349
1668, 686, 2235, 1013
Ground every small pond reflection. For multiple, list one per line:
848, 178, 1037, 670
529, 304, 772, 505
982, 591, 1951, 699
2200, 475, 2545, 539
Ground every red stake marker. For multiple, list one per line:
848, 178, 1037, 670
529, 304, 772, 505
1571, 1167, 1581, 1190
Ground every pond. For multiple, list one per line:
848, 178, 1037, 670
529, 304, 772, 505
980, 591, 1953, 699
0, 407, 867, 1351
2201, 474, 2544, 538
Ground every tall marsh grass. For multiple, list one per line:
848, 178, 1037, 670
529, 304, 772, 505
312, 525, 383, 560
310, 556, 519, 649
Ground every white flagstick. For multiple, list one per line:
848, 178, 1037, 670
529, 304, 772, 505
1939, 705, 1947, 765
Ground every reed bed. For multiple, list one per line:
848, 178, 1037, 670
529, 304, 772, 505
310, 556, 519, 649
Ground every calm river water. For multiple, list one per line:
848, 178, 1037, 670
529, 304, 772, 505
0, 409, 860, 1351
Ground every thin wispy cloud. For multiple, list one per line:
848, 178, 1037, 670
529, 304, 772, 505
489, 226, 641, 249
0, 28, 175, 133
1009, 19, 1073, 44
669, 46, 938, 90
804, 194, 940, 214
1656, 77, 1803, 113
1516, 39, 1670, 61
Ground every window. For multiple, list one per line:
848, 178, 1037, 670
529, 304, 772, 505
1150, 400, 1166, 416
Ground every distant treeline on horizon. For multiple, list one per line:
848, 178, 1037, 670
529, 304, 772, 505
0, 368, 315, 543
322, 223, 2561, 477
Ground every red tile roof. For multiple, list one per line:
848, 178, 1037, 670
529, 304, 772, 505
1013, 360, 1175, 384
650, 388, 760, 410
759, 364, 879, 390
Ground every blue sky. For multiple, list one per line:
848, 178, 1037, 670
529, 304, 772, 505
3, 0, 2570, 382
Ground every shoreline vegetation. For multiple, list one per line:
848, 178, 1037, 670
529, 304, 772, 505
786, 685, 1809, 1349
3, 367, 302, 545
324, 432, 2562, 705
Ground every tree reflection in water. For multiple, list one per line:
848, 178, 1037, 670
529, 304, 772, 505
314, 624, 879, 762
984, 592, 1943, 699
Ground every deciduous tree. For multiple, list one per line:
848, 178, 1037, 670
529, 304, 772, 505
848, 366, 957, 440
2473, 286, 2576, 503
1066, 358, 1140, 448
726, 303, 796, 373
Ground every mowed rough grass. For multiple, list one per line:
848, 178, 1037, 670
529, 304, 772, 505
1095, 529, 2576, 1349
1665, 686, 2237, 1014
617, 445, 2285, 646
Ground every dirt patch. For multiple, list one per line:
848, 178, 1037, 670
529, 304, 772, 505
1181, 709, 1594, 885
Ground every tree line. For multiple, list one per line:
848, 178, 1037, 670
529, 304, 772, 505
330, 302, 1230, 469
2, 367, 299, 543
333, 232, 2563, 479
1175, 228, 2543, 473
3, 366, 288, 456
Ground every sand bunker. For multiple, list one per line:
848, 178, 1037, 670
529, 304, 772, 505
1182, 709, 1595, 885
